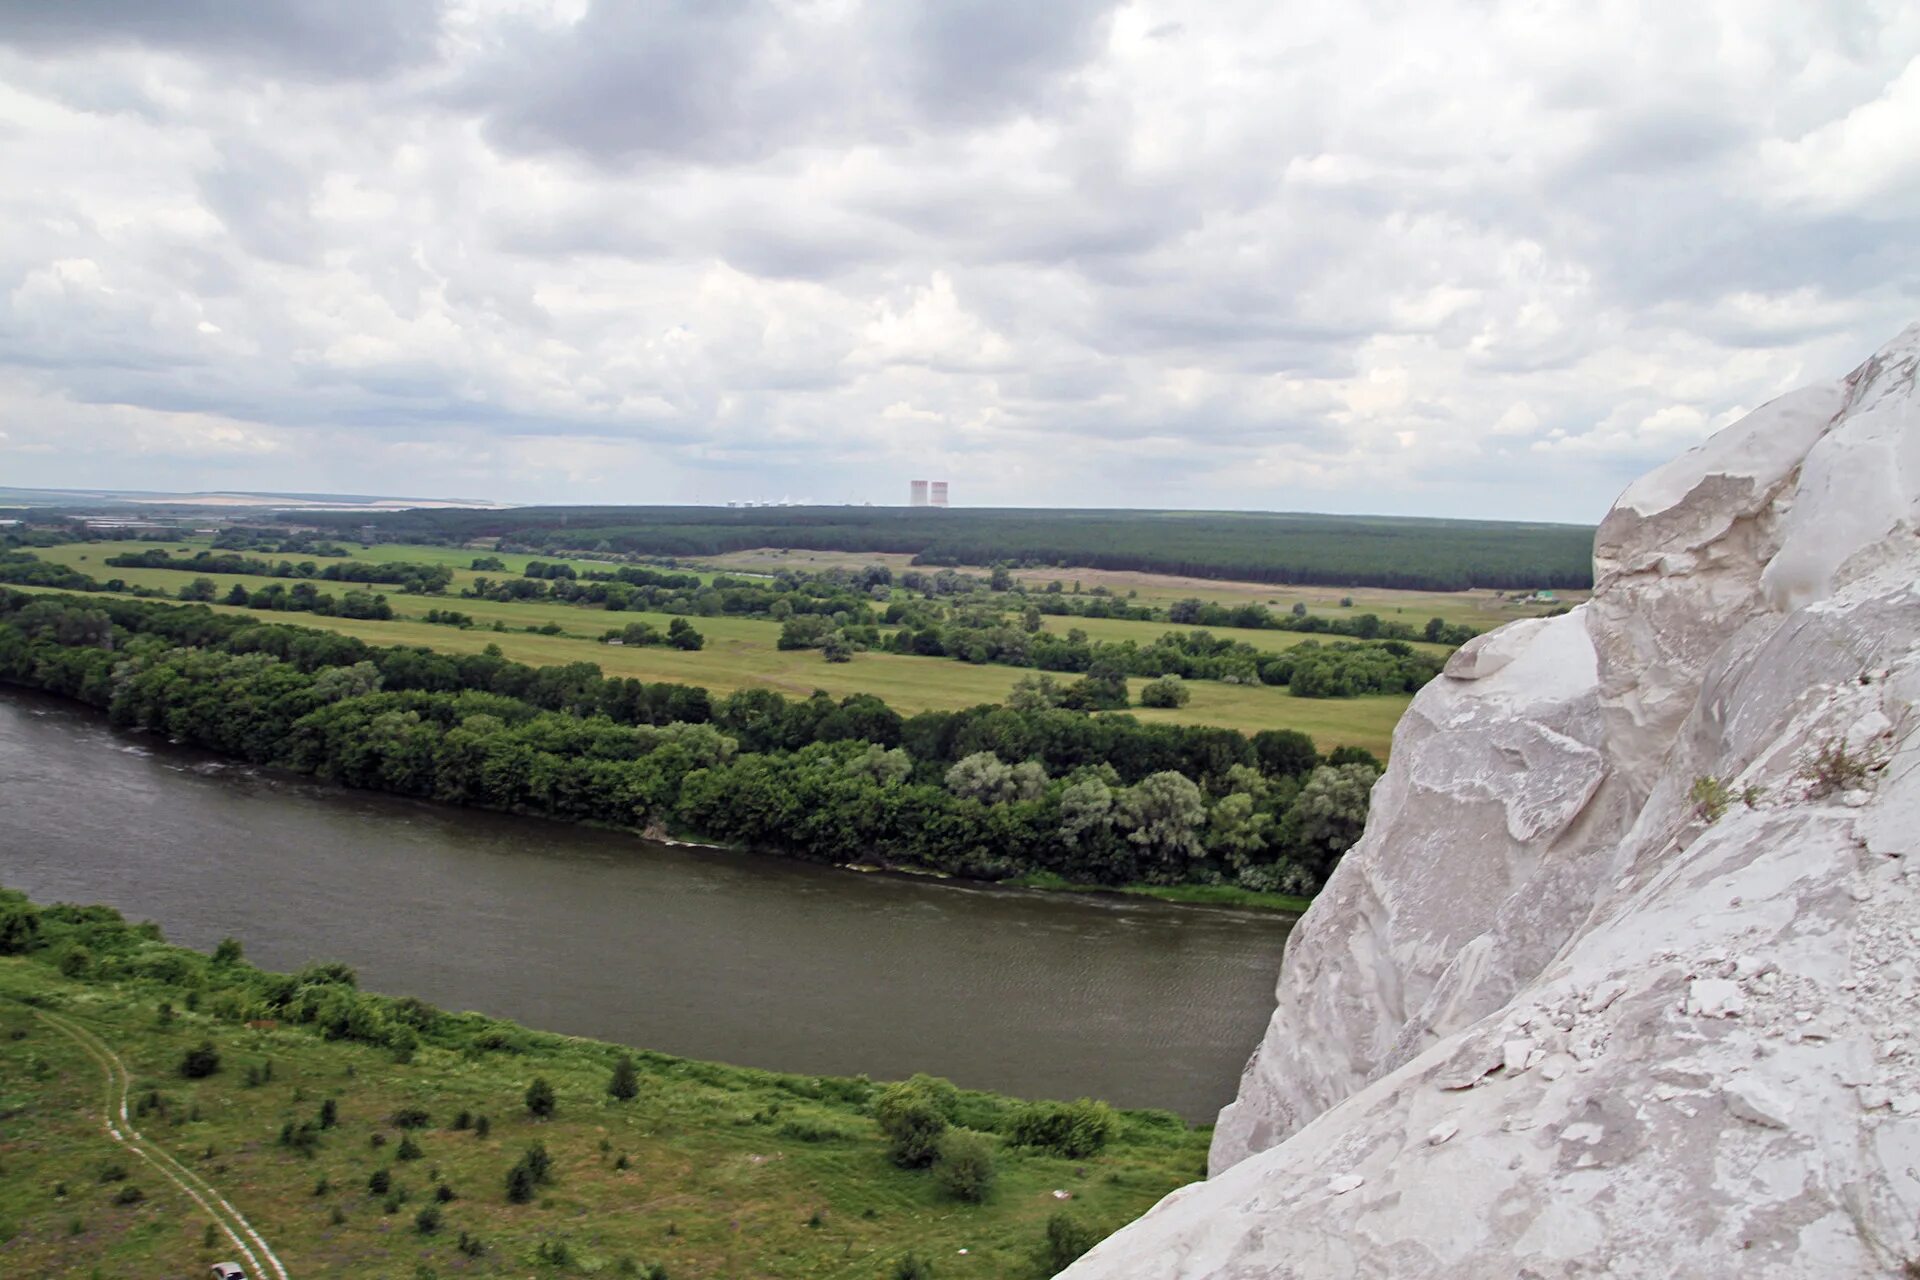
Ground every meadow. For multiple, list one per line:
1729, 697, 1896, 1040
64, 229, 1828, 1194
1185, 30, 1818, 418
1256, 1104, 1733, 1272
28, 540, 1422, 754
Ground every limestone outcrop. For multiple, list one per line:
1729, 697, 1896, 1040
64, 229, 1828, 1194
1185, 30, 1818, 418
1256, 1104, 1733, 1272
1066, 324, 1920, 1278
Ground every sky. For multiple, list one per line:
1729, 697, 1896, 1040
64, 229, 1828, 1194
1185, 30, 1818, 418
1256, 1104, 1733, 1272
0, 1, 1915, 520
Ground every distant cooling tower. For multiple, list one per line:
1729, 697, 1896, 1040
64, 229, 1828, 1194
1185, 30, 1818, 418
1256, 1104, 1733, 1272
931, 481, 949, 508
910, 480, 929, 507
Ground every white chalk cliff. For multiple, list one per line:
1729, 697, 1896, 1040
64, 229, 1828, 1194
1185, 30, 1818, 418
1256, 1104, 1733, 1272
1065, 324, 1920, 1278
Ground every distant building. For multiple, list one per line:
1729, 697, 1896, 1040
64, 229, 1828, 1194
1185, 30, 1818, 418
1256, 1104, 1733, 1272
930, 481, 949, 508
910, 480, 929, 507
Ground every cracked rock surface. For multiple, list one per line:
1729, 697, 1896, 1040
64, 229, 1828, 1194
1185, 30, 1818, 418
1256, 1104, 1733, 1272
1067, 325, 1920, 1278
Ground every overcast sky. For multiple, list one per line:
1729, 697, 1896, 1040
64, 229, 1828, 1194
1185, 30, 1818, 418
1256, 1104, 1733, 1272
0, 1, 1914, 518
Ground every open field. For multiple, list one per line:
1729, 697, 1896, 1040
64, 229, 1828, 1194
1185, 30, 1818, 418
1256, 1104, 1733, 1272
20, 539, 1436, 753
684, 548, 1584, 632
9, 582, 1411, 753
0, 952, 1202, 1279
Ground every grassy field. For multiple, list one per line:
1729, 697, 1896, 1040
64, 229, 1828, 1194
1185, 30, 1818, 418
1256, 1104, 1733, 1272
0, 956, 1202, 1279
688, 548, 1583, 632
21, 542, 1420, 753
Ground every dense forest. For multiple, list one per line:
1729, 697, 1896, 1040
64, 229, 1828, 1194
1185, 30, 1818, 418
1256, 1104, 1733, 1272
0, 591, 1378, 897
299, 506, 1594, 591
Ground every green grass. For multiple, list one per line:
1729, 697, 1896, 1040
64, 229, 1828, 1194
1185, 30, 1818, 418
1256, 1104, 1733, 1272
15, 543, 1416, 755
0, 957, 1202, 1279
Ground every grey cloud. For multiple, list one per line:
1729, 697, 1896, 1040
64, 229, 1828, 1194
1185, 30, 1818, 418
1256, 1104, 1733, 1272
0, 0, 443, 79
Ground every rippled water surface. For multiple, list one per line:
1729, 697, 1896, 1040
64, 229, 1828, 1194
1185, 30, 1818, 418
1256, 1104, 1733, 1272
0, 689, 1290, 1118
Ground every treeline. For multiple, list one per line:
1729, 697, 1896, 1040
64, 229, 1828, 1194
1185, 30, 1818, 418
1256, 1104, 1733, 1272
105, 549, 454, 594
304, 506, 1594, 591
0, 591, 1379, 895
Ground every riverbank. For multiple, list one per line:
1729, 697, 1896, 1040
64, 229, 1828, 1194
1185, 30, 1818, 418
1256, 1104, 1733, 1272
0, 889, 1208, 1278
1004, 871, 1309, 915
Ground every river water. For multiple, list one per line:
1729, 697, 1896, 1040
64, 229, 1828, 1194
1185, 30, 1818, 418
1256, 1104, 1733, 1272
0, 689, 1290, 1120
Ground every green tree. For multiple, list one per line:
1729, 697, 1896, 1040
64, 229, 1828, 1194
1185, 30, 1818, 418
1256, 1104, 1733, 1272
608, 1054, 639, 1102
1117, 773, 1207, 878
932, 1130, 997, 1202
1044, 1212, 1103, 1271
524, 1077, 556, 1119
874, 1075, 954, 1168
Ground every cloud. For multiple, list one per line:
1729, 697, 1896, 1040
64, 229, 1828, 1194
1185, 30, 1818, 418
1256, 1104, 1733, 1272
0, 0, 1915, 518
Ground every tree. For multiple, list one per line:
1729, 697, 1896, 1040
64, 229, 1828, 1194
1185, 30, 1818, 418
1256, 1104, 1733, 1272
932, 1130, 997, 1202
1117, 772, 1207, 878
211, 936, 244, 965
608, 1054, 639, 1102
1007, 673, 1064, 711
1290, 602, 1309, 618
524, 1077, 556, 1119
178, 577, 216, 602
1138, 675, 1190, 708
989, 565, 1013, 591
1007, 1099, 1115, 1157
1252, 729, 1318, 778
666, 618, 705, 650
1276, 762, 1380, 892
822, 632, 853, 663
875, 1075, 954, 1168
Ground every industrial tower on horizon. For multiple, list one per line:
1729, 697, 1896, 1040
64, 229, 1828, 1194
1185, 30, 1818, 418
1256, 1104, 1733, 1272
909, 480, 950, 508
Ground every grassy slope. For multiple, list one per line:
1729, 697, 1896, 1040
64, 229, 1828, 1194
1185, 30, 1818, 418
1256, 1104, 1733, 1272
25, 542, 1413, 753
0, 961, 1203, 1279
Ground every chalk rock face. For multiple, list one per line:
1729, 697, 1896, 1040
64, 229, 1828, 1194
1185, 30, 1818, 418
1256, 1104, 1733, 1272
1068, 323, 1920, 1279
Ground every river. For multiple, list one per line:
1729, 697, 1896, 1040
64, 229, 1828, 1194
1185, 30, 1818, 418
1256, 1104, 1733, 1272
0, 689, 1290, 1120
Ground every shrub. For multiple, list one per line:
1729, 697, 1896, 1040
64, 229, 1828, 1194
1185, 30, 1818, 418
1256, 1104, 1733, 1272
475, 1115, 491, 1138
368, 1169, 391, 1196
1138, 676, 1191, 709
389, 1105, 431, 1129
318, 1098, 338, 1129
1800, 737, 1875, 798
893, 1253, 933, 1280
415, 1204, 442, 1235
113, 1185, 145, 1206
874, 1076, 954, 1168
506, 1142, 552, 1204
1007, 1099, 1115, 1158
178, 1040, 221, 1079
1689, 775, 1730, 823
1044, 1212, 1103, 1272
451, 1110, 472, 1131
932, 1131, 997, 1202
608, 1054, 639, 1102
525, 1076, 556, 1119
396, 1134, 422, 1161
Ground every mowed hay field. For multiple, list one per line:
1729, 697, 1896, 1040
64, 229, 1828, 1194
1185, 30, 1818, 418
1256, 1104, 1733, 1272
0, 962, 1204, 1279
28, 540, 1423, 753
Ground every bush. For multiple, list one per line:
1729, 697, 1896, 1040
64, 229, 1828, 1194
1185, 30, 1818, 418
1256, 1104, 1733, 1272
318, 1098, 338, 1129
506, 1142, 552, 1203
389, 1105, 431, 1129
415, 1204, 442, 1235
1800, 737, 1875, 798
608, 1054, 639, 1102
396, 1134, 422, 1161
1007, 1099, 1115, 1158
874, 1076, 954, 1168
178, 1040, 221, 1079
368, 1169, 391, 1195
1138, 675, 1191, 709
1689, 775, 1730, 823
525, 1076, 556, 1119
893, 1253, 933, 1280
1044, 1212, 1103, 1272
932, 1131, 997, 1202
113, 1185, 145, 1206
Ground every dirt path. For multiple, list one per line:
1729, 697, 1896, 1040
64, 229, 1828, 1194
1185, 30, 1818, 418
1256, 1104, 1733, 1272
32, 1006, 291, 1280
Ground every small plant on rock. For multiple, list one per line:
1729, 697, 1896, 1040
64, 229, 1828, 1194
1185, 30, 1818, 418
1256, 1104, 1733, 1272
1799, 737, 1876, 798
1689, 776, 1730, 824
